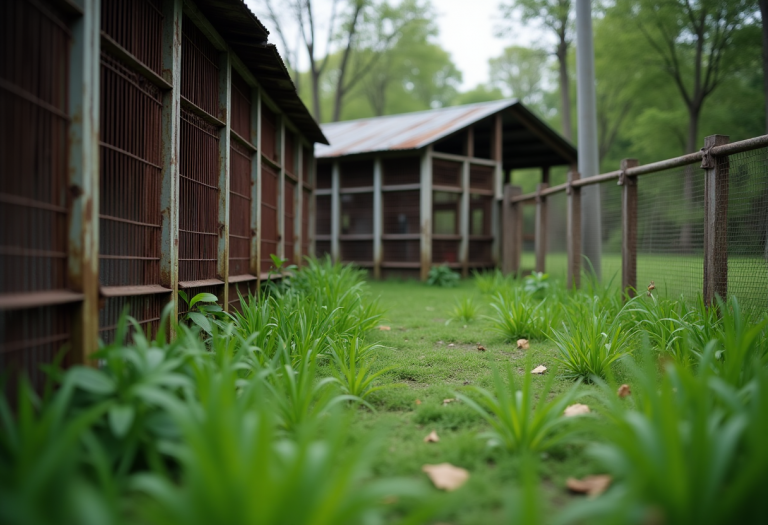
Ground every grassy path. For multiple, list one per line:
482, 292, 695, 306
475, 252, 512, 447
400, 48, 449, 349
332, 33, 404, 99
345, 279, 602, 524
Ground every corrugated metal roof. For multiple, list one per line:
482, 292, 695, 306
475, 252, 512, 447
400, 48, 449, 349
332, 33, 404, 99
315, 99, 519, 158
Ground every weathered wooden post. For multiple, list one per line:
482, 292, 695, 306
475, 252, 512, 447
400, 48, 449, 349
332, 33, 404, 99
619, 158, 638, 298
502, 184, 523, 275
534, 182, 549, 273
566, 168, 581, 289
702, 134, 730, 307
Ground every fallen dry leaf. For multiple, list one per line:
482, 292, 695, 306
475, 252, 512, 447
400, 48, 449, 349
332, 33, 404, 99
448, 343, 455, 347
415, 399, 422, 405
378, 325, 391, 331
442, 398, 456, 406
564, 403, 591, 417
437, 340, 444, 344
477, 343, 486, 351
422, 463, 469, 491
517, 339, 530, 350
423, 430, 440, 443
566, 475, 612, 497
617, 384, 631, 398
531, 365, 547, 375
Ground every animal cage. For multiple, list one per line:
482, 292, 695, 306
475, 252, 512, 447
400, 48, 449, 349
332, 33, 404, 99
260, 162, 279, 273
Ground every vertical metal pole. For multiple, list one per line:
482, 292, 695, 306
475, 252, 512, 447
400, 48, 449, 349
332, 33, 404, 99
373, 156, 383, 279
576, 0, 601, 280
251, 89, 262, 285
296, 144, 303, 265
534, 183, 549, 273
620, 158, 638, 298
492, 115, 503, 266
159, 0, 182, 329
67, 0, 101, 363
567, 168, 582, 289
703, 134, 730, 307
331, 160, 340, 263
278, 117, 285, 260
217, 51, 231, 309
420, 145, 433, 281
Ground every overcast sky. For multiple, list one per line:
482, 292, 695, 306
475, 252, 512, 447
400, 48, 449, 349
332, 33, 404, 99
246, 0, 543, 91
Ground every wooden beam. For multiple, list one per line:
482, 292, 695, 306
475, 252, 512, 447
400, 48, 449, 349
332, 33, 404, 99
703, 134, 730, 307
251, 88, 262, 287
460, 159, 470, 277
534, 182, 549, 273
502, 185, 523, 275
567, 168, 581, 289
295, 145, 303, 265
278, 117, 285, 261
217, 51, 231, 309
420, 146, 433, 280
620, 158, 638, 298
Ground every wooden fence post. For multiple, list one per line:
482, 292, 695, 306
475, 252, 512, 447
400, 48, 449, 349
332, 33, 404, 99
534, 183, 549, 273
502, 184, 523, 275
567, 168, 581, 289
703, 134, 730, 307
620, 158, 638, 298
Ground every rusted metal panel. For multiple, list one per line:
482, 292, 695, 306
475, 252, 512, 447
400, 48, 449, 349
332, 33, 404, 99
99, 293, 167, 344
102, 0, 164, 75
181, 14, 219, 117
278, 117, 285, 260
250, 87, 261, 281
230, 70, 251, 142
260, 162, 279, 272
261, 102, 278, 163
230, 138, 252, 276
284, 177, 296, 263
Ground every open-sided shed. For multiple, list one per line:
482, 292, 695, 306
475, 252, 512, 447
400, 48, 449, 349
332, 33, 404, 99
314, 100, 576, 280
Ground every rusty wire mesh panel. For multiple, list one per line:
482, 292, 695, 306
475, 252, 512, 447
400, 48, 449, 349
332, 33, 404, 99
383, 240, 420, 263
316, 241, 331, 258
1, 0, 72, 390
432, 159, 461, 187
302, 188, 312, 260
230, 70, 250, 142
341, 193, 373, 234
285, 177, 296, 263
635, 165, 704, 302
181, 15, 219, 116
1, 304, 72, 393
469, 165, 494, 192
284, 131, 295, 176
720, 148, 768, 312
381, 268, 421, 280
99, 294, 168, 344
340, 159, 373, 188
260, 162, 279, 272
179, 109, 220, 282
261, 102, 278, 163
228, 280, 256, 313
545, 191, 568, 281
1, 0, 70, 295
469, 194, 493, 265
99, 52, 163, 287
433, 191, 459, 235
383, 190, 420, 234
433, 240, 459, 264
341, 241, 373, 263
229, 139, 252, 276
316, 161, 331, 189
303, 147, 314, 187
382, 156, 420, 186
101, 0, 163, 75
316, 195, 331, 235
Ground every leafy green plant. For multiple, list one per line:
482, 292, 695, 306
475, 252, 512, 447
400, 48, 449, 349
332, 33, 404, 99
549, 301, 633, 380
178, 290, 233, 336
426, 264, 460, 288
473, 269, 510, 294
329, 338, 396, 406
446, 296, 481, 324
523, 271, 550, 298
457, 362, 582, 453
488, 289, 550, 340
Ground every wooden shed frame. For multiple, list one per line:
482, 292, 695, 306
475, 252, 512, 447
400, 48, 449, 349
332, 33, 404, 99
314, 101, 577, 280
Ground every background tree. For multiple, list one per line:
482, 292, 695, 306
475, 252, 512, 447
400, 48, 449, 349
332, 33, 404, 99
498, 0, 573, 140
489, 46, 551, 114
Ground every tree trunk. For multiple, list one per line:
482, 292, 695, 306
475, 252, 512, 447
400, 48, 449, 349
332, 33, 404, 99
557, 39, 572, 141
310, 65, 322, 123
761, 0, 768, 134
679, 104, 701, 252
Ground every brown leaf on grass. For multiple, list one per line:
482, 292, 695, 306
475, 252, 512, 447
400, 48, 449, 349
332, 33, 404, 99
415, 399, 422, 405
378, 325, 391, 331
531, 365, 547, 375
423, 430, 440, 443
476, 343, 486, 351
442, 398, 456, 406
566, 475, 612, 497
422, 463, 470, 491
517, 339, 530, 350
448, 343, 455, 347
564, 404, 591, 417
617, 384, 631, 398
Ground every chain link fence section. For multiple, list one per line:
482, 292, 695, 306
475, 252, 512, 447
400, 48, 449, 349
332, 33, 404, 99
720, 147, 768, 313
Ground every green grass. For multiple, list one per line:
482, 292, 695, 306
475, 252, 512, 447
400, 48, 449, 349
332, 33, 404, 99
338, 279, 605, 524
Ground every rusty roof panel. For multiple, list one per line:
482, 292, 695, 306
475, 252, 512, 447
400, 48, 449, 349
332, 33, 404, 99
315, 100, 517, 158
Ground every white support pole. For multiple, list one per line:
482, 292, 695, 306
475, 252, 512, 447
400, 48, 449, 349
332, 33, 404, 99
373, 156, 383, 279
576, 0, 601, 280
331, 160, 341, 263
217, 51, 231, 308
460, 160, 470, 277
420, 146, 433, 280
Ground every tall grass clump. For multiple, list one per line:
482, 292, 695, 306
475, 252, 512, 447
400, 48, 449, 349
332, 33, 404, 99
329, 337, 395, 406
457, 362, 582, 453
445, 296, 481, 324
473, 269, 511, 294
549, 300, 633, 380
488, 288, 552, 340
